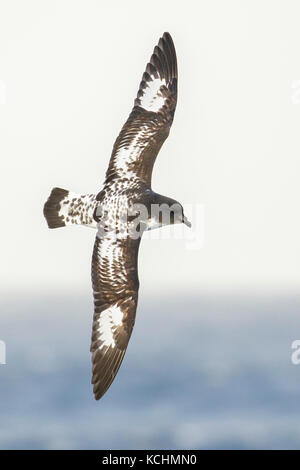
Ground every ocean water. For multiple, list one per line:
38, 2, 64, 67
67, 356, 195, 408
0, 292, 300, 449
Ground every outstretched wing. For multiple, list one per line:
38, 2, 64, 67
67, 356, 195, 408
105, 32, 177, 186
90, 234, 140, 400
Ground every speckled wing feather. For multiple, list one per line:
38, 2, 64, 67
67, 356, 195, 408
105, 32, 177, 186
91, 235, 140, 400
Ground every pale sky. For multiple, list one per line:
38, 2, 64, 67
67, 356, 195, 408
1, 0, 300, 295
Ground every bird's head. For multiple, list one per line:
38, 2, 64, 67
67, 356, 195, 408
171, 201, 192, 227
154, 198, 191, 228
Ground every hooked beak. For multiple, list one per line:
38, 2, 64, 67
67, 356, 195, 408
183, 216, 192, 228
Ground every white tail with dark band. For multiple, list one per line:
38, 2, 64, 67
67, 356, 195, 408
43, 187, 97, 229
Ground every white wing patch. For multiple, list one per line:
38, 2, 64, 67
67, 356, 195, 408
97, 304, 123, 349
139, 77, 167, 112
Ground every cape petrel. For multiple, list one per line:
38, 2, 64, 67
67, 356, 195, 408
43, 32, 191, 400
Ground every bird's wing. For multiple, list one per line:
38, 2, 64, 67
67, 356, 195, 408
90, 234, 140, 400
105, 32, 177, 186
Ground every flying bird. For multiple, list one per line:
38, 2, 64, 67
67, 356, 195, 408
43, 32, 191, 400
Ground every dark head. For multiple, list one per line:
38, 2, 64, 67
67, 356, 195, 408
168, 201, 191, 227
151, 197, 191, 228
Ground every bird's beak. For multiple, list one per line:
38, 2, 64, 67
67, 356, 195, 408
183, 216, 192, 228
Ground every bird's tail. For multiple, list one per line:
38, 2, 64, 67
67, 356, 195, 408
43, 187, 98, 229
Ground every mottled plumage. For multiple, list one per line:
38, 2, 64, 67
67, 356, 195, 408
43, 32, 190, 400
